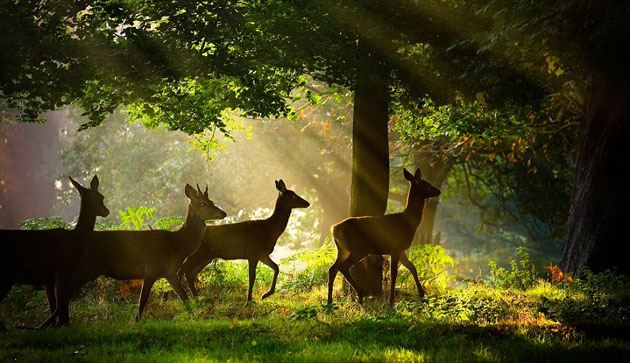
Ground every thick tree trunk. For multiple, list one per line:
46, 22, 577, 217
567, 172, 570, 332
347, 48, 390, 296
560, 77, 630, 276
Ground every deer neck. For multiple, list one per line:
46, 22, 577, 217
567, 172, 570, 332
268, 195, 292, 238
178, 203, 206, 252
74, 199, 97, 236
402, 186, 425, 231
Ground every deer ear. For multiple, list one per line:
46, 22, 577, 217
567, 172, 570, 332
185, 184, 197, 199
90, 175, 100, 191
69, 176, 86, 195
403, 168, 414, 182
275, 179, 287, 192
204, 185, 209, 198
414, 168, 422, 180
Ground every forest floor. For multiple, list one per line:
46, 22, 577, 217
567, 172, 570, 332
2, 274, 630, 363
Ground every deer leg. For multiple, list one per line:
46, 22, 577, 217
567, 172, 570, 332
389, 253, 401, 305
338, 254, 366, 304
260, 255, 279, 300
53, 282, 74, 327
0, 281, 12, 331
328, 250, 350, 304
38, 281, 69, 329
136, 277, 157, 322
165, 275, 188, 303
399, 253, 425, 298
44, 283, 56, 314
184, 263, 208, 297
180, 257, 213, 297
247, 258, 259, 302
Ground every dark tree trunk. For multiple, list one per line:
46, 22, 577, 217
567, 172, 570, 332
560, 77, 630, 276
347, 44, 390, 296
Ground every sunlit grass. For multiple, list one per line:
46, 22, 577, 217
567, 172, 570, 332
2, 242, 629, 361
2, 277, 629, 362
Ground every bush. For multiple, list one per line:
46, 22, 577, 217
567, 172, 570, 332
282, 240, 337, 292
488, 246, 538, 289
19, 217, 71, 230
402, 244, 454, 291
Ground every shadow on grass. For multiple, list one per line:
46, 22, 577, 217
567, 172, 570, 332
2, 317, 629, 362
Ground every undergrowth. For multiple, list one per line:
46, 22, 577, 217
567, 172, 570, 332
2, 216, 629, 362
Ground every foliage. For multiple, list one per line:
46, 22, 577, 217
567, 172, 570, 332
2, 270, 630, 361
403, 244, 454, 292
116, 206, 157, 231
152, 216, 185, 231
543, 262, 574, 285
1, 0, 550, 136
5, 216, 630, 359
488, 246, 538, 289
281, 240, 337, 292
0, 0, 303, 134
19, 217, 71, 230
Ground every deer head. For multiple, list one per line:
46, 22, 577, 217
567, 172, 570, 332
275, 179, 310, 209
185, 184, 227, 221
403, 168, 441, 200
69, 175, 110, 217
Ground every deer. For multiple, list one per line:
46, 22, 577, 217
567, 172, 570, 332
327, 168, 441, 306
38, 184, 226, 328
177, 180, 310, 302
0, 175, 109, 330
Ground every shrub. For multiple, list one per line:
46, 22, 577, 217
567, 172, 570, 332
488, 246, 538, 289
403, 244, 454, 291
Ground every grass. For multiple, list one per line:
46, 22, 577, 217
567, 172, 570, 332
2, 273, 630, 363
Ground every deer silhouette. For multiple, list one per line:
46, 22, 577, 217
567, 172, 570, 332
328, 168, 441, 305
0, 175, 109, 330
178, 180, 310, 302
39, 184, 225, 327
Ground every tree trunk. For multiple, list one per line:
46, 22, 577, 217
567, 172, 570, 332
347, 44, 390, 296
560, 77, 630, 276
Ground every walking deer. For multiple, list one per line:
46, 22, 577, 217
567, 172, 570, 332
39, 184, 226, 327
327, 168, 441, 305
178, 180, 310, 302
0, 175, 109, 330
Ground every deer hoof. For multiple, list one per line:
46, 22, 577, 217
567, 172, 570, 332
261, 291, 274, 300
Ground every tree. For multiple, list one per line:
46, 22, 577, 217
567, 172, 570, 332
473, 0, 630, 276
392, 94, 578, 252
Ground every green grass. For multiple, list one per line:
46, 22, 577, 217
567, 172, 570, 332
2, 278, 630, 362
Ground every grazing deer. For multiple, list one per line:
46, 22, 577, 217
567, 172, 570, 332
178, 180, 310, 302
39, 184, 226, 327
0, 176, 109, 330
327, 168, 441, 305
